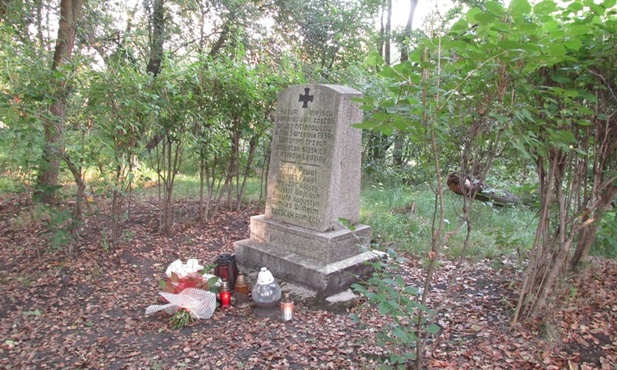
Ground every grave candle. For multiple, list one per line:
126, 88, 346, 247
220, 280, 231, 308
233, 272, 251, 309
280, 292, 294, 321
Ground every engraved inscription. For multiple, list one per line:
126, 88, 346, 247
274, 109, 335, 166
270, 164, 321, 224
270, 107, 336, 226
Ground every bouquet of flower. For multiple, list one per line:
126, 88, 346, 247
159, 258, 220, 294
146, 259, 219, 328
145, 288, 217, 328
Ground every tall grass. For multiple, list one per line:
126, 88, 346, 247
359, 182, 538, 261
130, 173, 265, 205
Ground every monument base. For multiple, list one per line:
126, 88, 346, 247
234, 215, 382, 297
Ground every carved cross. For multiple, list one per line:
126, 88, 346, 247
298, 88, 313, 108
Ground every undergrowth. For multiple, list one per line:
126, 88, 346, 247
359, 181, 538, 262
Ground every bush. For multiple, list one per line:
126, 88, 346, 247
351, 248, 439, 368
592, 209, 617, 259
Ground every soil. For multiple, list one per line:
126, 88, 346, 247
0, 194, 615, 369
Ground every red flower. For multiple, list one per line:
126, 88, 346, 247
159, 272, 208, 302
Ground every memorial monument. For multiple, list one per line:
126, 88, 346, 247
234, 84, 378, 296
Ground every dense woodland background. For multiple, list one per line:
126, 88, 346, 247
1, 0, 617, 367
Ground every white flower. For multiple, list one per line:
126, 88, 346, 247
165, 259, 204, 278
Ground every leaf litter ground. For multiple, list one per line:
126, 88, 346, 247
0, 194, 615, 369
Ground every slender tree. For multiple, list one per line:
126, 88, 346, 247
393, 0, 418, 166
0, 0, 8, 19
146, 0, 165, 76
384, 0, 392, 65
36, 0, 84, 202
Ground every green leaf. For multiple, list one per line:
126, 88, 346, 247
378, 301, 392, 314
352, 121, 380, 130
603, 0, 617, 8
427, 323, 442, 334
404, 286, 421, 295
379, 66, 401, 79
579, 91, 598, 103
395, 275, 405, 287
563, 37, 583, 51
566, 24, 591, 37
550, 74, 571, 84
509, 0, 532, 16
589, 3, 605, 15
466, 7, 482, 24
498, 39, 522, 50
542, 20, 560, 32
475, 12, 496, 26
533, 0, 557, 15
388, 300, 401, 310
393, 326, 412, 342
393, 61, 413, 75
486, 1, 506, 16
450, 18, 469, 33
549, 129, 576, 144
338, 217, 356, 230
574, 120, 592, 126
568, 1, 584, 12
22, 309, 41, 316
545, 43, 567, 58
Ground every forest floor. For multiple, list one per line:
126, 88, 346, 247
0, 193, 615, 370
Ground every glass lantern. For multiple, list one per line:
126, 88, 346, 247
213, 253, 239, 289
233, 273, 251, 309
252, 267, 281, 308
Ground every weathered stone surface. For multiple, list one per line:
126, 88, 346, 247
265, 85, 363, 232
235, 239, 382, 296
248, 215, 371, 264
234, 84, 376, 296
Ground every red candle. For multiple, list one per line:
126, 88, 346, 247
220, 290, 231, 308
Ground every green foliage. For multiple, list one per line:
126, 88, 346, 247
5, 202, 75, 252
273, 0, 381, 80
351, 249, 438, 367
0, 23, 51, 185
169, 309, 193, 329
592, 209, 617, 258
47, 207, 75, 252
360, 182, 537, 260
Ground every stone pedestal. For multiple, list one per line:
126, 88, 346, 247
234, 84, 379, 296
235, 216, 378, 295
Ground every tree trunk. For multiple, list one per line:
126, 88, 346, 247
384, 0, 392, 65
63, 154, 86, 254
226, 123, 241, 210
36, 0, 84, 203
199, 156, 206, 221
236, 134, 259, 210
0, 0, 9, 20
571, 184, 617, 268
378, 6, 384, 59
571, 115, 617, 267
393, 0, 418, 167
146, 0, 165, 76
400, 0, 418, 63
